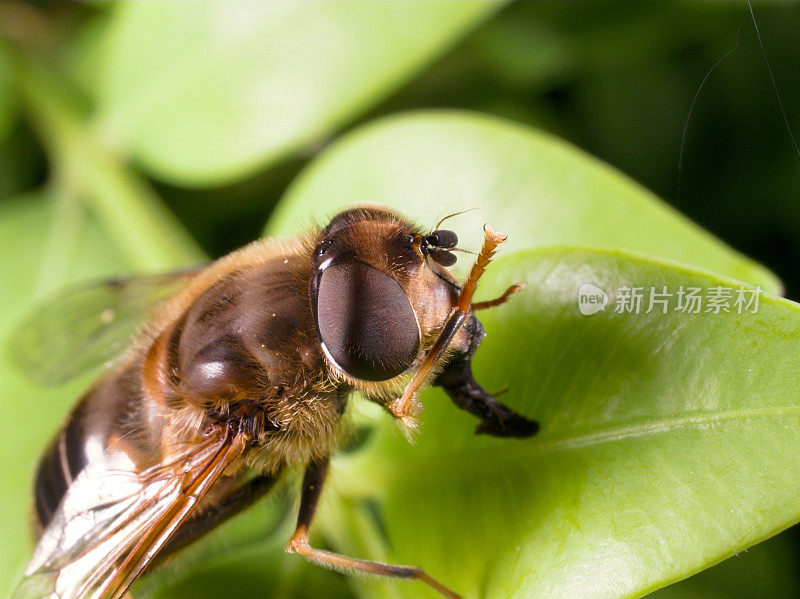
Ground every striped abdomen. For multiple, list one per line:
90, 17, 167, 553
33, 362, 145, 531
34, 406, 88, 529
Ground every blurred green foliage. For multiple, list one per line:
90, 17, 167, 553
0, 2, 798, 599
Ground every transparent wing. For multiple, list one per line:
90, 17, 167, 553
12, 428, 248, 599
10, 269, 201, 386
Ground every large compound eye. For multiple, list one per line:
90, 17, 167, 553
315, 263, 420, 381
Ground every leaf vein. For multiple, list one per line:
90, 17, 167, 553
533, 406, 799, 454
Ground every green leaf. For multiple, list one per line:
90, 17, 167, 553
330, 247, 799, 599
649, 527, 800, 599
267, 111, 781, 293
0, 42, 19, 143
139, 544, 355, 599
10, 52, 205, 271
95, 2, 499, 186
60, 13, 113, 101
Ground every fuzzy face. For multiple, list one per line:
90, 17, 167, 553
308, 206, 472, 403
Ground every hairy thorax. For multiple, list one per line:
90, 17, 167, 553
139, 237, 351, 476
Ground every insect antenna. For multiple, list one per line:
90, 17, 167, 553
433, 208, 477, 232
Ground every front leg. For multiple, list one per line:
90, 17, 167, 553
434, 354, 539, 438
471, 283, 525, 311
285, 458, 461, 599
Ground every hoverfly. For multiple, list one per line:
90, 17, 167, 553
12, 206, 538, 599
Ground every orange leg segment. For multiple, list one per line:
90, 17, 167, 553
472, 282, 526, 311
391, 225, 509, 426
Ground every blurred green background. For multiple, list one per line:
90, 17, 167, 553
0, 2, 798, 598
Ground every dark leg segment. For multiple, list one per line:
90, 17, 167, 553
285, 458, 461, 599
435, 354, 539, 438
